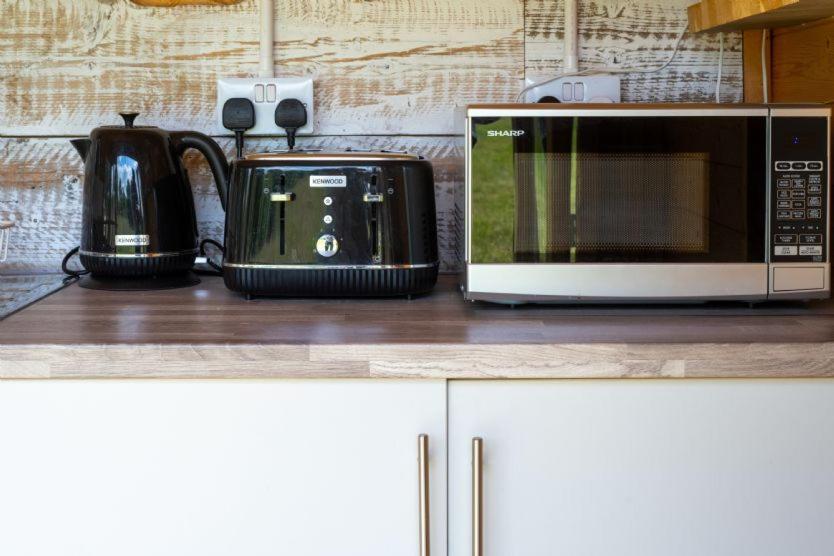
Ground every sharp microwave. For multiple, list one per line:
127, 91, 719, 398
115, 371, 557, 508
463, 104, 831, 303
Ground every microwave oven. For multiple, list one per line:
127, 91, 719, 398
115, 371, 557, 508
463, 104, 831, 303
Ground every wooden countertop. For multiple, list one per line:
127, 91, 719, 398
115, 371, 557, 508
1, 275, 834, 379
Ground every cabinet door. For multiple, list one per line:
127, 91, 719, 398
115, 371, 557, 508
449, 379, 834, 556
0, 379, 446, 556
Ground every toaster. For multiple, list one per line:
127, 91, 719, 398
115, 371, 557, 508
223, 151, 439, 297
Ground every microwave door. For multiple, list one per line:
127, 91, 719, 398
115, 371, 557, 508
470, 114, 768, 266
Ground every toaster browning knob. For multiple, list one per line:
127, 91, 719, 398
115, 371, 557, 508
316, 234, 339, 257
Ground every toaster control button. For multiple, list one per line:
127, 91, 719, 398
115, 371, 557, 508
323, 196, 333, 206
323, 215, 333, 224
316, 234, 339, 257
363, 193, 384, 203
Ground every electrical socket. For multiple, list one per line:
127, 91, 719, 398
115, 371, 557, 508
216, 77, 314, 136
523, 75, 621, 103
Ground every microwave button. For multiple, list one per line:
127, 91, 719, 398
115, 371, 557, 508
799, 245, 823, 256
808, 209, 822, 219
777, 210, 792, 220
791, 162, 807, 170
777, 200, 791, 209
791, 190, 805, 199
777, 178, 791, 188
776, 162, 791, 171
808, 184, 822, 193
774, 234, 797, 244
777, 190, 791, 199
792, 200, 805, 209
792, 210, 805, 219
774, 245, 798, 256
792, 179, 806, 188
807, 162, 823, 171
809, 196, 822, 207
801, 234, 822, 244
809, 175, 822, 184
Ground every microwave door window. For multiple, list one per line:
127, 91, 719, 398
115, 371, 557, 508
469, 116, 767, 264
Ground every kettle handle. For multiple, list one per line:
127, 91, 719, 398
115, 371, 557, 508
171, 131, 229, 211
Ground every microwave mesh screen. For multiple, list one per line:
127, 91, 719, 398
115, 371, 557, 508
514, 152, 710, 258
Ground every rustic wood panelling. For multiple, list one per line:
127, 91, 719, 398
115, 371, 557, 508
525, 0, 743, 102
0, 0, 524, 135
1, 0, 745, 275
0, 136, 462, 274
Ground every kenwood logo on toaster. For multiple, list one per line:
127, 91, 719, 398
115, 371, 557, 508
310, 175, 347, 188
487, 130, 525, 137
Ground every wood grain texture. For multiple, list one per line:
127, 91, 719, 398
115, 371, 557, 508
132, 0, 242, 5
688, 0, 834, 33
2, 0, 746, 274
524, 0, 743, 103
0, 0, 523, 135
0, 136, 463, 274
770, 16, 834, 102
742, 28, 771, 103
1, 276, 834, 378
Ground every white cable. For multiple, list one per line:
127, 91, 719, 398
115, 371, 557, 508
564, 0, 579, 74
715, 33, 724, 103
259, 0, 275, 78
761, 29, 769, 103
517, 23, 689, 102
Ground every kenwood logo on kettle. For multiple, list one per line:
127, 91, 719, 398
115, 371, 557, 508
309, 175, 347, 188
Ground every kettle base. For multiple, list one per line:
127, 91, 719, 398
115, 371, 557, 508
78, 272, 200, 291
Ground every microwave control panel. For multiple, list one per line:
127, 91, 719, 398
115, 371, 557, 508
771, 116, 828, 263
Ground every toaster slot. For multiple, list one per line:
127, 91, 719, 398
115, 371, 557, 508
366, 174, 383, 261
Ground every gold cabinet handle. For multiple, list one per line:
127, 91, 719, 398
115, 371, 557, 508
418, 434, 431, 556
270, 192, 294, 202
472, 437, 483, 556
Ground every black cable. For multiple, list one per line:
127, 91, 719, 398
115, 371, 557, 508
197, 238, 225, 276
61, 246, 89, 278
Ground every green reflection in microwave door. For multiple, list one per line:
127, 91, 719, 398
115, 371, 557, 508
471, 118, 515, 263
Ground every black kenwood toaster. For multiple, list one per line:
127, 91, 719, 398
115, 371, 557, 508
223, 151, 439, 297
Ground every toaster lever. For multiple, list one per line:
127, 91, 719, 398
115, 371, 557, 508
363, 193, 384, 203
270, 193, 295, 202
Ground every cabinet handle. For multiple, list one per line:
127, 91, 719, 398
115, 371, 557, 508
472, 437, 483, 556
418, 434, 430, 556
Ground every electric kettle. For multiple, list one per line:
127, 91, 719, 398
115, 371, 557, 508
68, 113, 228, 288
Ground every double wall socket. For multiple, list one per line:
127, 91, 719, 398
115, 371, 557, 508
216, 77, 314, 136
523, 75, 621, 103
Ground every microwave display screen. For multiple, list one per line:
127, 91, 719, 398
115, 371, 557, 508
470, 116, 767, 264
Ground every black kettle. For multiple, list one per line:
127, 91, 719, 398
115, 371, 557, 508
69, 113, 228, 284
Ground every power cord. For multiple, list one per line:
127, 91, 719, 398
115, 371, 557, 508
715, 32, 724, 103
195, 238, 224, 276
61, 246, 89, 279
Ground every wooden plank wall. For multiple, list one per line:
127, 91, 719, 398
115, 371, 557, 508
0, 0, 741, 275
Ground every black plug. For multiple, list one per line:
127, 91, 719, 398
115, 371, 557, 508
275, 98, 307, 150
222, 98, 256, 159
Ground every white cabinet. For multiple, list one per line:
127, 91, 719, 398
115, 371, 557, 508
449, 379, 834, 556
0, 380, 446, 556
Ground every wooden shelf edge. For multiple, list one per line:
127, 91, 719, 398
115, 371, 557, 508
688, 0, 834, 33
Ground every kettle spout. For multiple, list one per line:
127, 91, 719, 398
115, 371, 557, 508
70, 138, 91, 162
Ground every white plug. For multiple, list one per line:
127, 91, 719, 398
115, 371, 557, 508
216, 77, 314, 136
